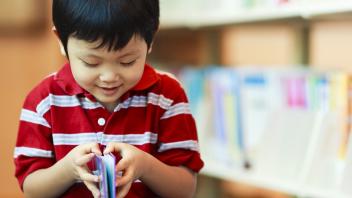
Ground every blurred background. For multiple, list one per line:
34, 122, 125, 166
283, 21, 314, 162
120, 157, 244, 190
3, 0, 352, 197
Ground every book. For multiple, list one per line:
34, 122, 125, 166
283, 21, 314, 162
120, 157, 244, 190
94, 153, 116, 198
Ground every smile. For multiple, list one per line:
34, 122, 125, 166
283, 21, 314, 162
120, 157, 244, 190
98, 85, 121, 96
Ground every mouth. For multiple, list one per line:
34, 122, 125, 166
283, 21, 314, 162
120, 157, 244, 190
101, 87, 118, 90
98, 85, 122, 96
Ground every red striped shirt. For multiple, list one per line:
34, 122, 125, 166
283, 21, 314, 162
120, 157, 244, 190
14, 63, 204, 198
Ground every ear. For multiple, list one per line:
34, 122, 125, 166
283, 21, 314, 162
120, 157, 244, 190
52, 26, 67, 57
148, 27, 159, 54
148, 42, 154, 54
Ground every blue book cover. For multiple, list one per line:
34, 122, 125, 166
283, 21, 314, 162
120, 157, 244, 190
94, 153, 116, 198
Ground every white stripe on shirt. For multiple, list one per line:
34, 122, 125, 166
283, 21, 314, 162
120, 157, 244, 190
158, 140, 199, 152
114, 93, 173, 112
53, 132, 158, 146
147, 93, 173, 110
34, 93, 173, 116
36, 96, 51, 117
114, 96, 148, 112
161, 103, 191, 119
101, 132, 158, 145
14, 147, 53, 158
20, 109, 51, 128
36, 94, 103, 117
53, 132, 99, 145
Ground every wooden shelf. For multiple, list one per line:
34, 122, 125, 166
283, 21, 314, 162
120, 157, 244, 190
201, 157, 350, 198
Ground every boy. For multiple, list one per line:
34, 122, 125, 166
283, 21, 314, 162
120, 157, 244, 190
14, 0, 204, 197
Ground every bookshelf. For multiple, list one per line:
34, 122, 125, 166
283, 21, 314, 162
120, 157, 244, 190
155, 0, 352, 197
202, 158, 346, 198
177, 67, 352, 198
160, 0, 352, 29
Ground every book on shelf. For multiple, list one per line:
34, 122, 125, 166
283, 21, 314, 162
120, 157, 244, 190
209, 69, 243, 165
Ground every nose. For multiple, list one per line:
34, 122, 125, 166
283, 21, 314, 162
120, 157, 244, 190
99, 68, 118, 83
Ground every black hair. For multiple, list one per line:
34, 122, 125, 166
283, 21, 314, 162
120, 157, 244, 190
52, 0, 159, 55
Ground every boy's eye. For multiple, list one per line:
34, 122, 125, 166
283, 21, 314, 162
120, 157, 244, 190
121, 60, 136, 67
81, 60, 99, 67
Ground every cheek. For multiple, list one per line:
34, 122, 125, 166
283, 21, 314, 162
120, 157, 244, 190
75, 74, 95, 87
122, 64, 145, 84
123, 73, 141, 85
71, 66, 96, 87
130, 67, 144, 83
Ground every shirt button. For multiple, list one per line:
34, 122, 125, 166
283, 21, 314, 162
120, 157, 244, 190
98, 118, 106, 126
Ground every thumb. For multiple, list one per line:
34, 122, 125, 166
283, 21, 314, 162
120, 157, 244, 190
103, 142, 125, 155
81, 142, 102, 156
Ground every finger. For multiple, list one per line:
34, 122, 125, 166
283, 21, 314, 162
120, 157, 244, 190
103, 143, 117, 155
116, 159, 129, 172
81, 172, 100, 183
117, 182, 132, 198
75, 153, 95, 166
116, 169, 134, 187
90, 143, 102, 156
83, 180, 100, 198
103, 142, 125, 155
83, 142, 102, 156
116, 171, 123, 180
76, 164, 94, 180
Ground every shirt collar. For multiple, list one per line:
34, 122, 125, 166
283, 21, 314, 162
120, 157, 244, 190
54, 63, 86, 96
54, 63, 160, 100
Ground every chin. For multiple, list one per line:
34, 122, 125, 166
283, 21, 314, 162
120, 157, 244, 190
101, 98, 118, 103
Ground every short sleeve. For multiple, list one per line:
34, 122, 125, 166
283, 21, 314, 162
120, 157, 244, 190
155, 85, 204, 173
14, 87, 55, 190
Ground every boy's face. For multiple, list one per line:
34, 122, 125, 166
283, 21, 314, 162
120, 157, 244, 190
67, 35, 148, 110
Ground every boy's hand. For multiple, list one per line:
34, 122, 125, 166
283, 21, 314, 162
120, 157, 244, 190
64, 142, 102, 198
104, 143, 150, 198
